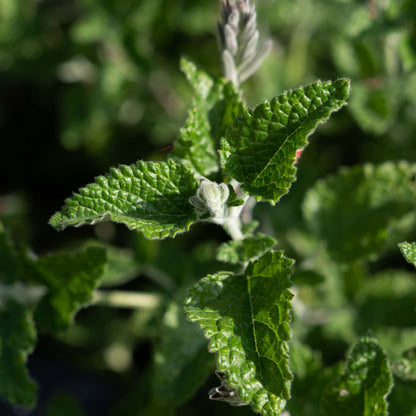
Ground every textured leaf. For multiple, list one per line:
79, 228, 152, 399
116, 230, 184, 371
49, 160, 199, 239
216, 233, 277, 264
173, 58, 244, 177
152, 293, 214, 407
303, 161, 416, 262
0, 300, 37, 407
399, 242, 416, 268
322, 335, 393, 416
20, 247, 106, 334
184, 251, 294, 416
220, 79, 350, 204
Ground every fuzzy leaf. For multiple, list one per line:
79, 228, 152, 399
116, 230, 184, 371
173, 58, 244, 177
0, 300, 37, 407
220, 79, 350, 204
49, 160, 199, 239
303, 161, 416, 262
322, 335, 393, 416
216, 233, 277, 264
20, 247, 106, 334
399, 242, 416, 268
184, 251, 294, 416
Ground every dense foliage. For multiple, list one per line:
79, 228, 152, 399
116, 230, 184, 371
1, 0, 416, 415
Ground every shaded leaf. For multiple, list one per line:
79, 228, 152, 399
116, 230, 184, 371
0, 300, 37, 407
184, 251, 294, 416
20, 247, 106, 334
322, 335, 393, 416
50, 160, 199, 239
173, 58, 244, 177
220, 79, 350, 204
152, 292, 214, 407
303, 161, 416, 262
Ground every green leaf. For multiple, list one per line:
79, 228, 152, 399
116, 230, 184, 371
220, 79, 350, 204
45, 392, 87, 416
20, 247, 106, 334
173, 58, 244, 177
0, 222, 20, 284
152, 292, 214, 407
184, 251, 294, 416
303, 161, 416, 262
322, 335, 393, 416
392, 346, 416, 381
49, 159, 199, 239
399, 242, 416, 268
216, 233, 277, 264
0, 300, 37, 407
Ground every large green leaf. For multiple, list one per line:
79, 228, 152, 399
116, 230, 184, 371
303, 161, 416, 262
399, 242, 416, 268
0, 299, 37, 407
184, 251, 294, 416
20, 247, 106, 334
49, 159, 199, 239
220, 79, 350, 204
322, 335, 393, 416
173, 58, 244, 177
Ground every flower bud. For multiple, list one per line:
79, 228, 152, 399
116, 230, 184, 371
189, 178, 230, 222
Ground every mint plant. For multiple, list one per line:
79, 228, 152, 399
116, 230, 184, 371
47, 1, 349, 414
2, 1, 416, 415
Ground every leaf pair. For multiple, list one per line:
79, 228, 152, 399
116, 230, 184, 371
50, 67, 350, 238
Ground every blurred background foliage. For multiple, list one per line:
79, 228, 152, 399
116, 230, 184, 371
1, 0, 416, 415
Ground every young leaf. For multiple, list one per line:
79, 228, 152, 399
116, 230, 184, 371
152, 293, 214, 407
184, 251, 294, 416
216, 233, 277, 264
49, 159, 199, 239
303, 161, 416, 262
173, 59, 244, 177
399, 242, 416, 268
20, 247, 106, 334
0, 300, 37, 407
220, 79, 350, 204
321, 335, 393, 416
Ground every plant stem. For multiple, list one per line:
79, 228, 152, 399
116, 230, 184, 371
92, 290, 164, 309
223, 215, 244, 240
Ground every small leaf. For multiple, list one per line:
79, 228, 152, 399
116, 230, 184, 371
0, 300, 37, 407
216, 233, 277, 264
399, 242, 416, 268
220, 79, 350, 204
173, 58, 244, 177
303, 161, 416, 262
185, 251, 294, 416
322, 335, 393, 416
152, 292, 214, 407
49, 159, 199, 240
20, 247, 107, 334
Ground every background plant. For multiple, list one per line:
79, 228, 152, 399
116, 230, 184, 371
1, 0, 416, 415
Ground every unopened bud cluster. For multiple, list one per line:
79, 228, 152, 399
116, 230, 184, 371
217, 0, 272, 86
189, 178, 230, 224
